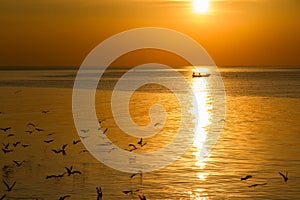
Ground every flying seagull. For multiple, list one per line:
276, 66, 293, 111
241, 175, 252, 181
96, 186, 103, 200
248, 183, 267, 188
3, 180, 16, 192
278, 171, 288, 182
0, 127, 11, 132
65, 166, 82, 176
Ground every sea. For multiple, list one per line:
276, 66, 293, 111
0, 66, 299, 199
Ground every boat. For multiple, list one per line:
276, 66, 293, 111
192, 72, 211, 78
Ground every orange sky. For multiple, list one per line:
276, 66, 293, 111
0, 0, 299, 67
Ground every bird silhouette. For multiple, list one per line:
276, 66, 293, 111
41, 110, 50, 114
3, 180, 16, 192
0, 127, 11, 132
25, 130, 33, 134
96, 186, 103, 200
79, 149, 88, 153
7, 134, 14, 137
59, 195, 71, 200
241, 175, 252, 181
44, 139, 54, 144
122, 189, 139, 195
122, 190, 133, 195
46, 172, 66, 179
130, 171, 143, 179
73, 140, 81, 145
22, 144, 29, 148
248, 183, 267, 188
80, 136, 89, 140
13, 141, 21, 147
35, 127, 44, 132
279, 171, 288, 182
2, 148, 13, 154
65, 166, 82, 176
27, 123, 36, 127
52, 144, 67, 155
154, 122, 161, 127
80, 129, 89, 133
13, 160, 24, 167
128, 144, 138, 151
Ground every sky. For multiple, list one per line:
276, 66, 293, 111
0, 0, 299, 67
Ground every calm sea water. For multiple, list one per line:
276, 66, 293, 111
0, 66, 299, 199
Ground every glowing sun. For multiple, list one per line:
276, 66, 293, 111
193, 0, 210, 13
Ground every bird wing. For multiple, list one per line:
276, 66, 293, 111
52, 149, 60, 153
10, 181, 16, 189
2, 181, 9, 190
13, 160, 19, 166
130, 173, 137, 178
278, 172, 286, 178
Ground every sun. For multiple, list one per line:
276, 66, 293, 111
193, 0, 210, 13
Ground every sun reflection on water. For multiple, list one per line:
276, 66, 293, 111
191, 67, 212, 182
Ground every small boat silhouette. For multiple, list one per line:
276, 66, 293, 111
192, 72, 210, 78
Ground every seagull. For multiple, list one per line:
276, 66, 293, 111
13, 160, 24, 167
96, 186, 103, 200
13, 141, 21, 147
25, 130, 33, 134
52, 144, 67, 155
65, 166, 82, 176
122, 189, 139, 195
73, 140, 81, 145
154, 122, 161, 127
22, 144, 29, 148
128, 144, 138, 151
7, 133, 14, 137
0, 127, 11, 132
2, 148, 13, 154
80, 129, 89, 133
122, 190, 133, 195
241, 175, 252, 181
27, 123, 36, 127
130, 171, 143, 179
41, 110, 50, 114
46, 172, 66, 179
80, 136, 89, 140
35, 127, 44, 132
79, 149, 88, 153
3, 180, 16, 192
59, 195, 71, 200
138, 194, 147, 200
279, 171, 288, 182
44, 139, 54, 143
248, 183, 267, 188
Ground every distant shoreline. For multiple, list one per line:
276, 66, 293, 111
0, 65, 299, 70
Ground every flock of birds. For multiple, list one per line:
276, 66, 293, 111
0, 108, 291, 200
0, 110, 149, 200
240, 171, 288, 188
